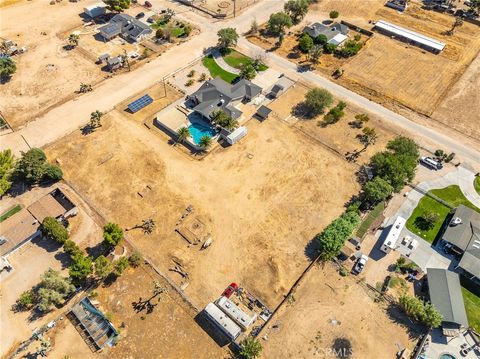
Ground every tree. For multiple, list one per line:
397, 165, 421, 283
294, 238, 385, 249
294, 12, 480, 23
358, 127, 378, 148
89, 110, 103, 128
267, 12, 293, 36
217, 28, 239, 50
419, 210, 440, 230
240, 63, 257, 80
67, 33, 80, 48
102, 222, 123, 248
240, 336, 263, 359
114, 257, 130, 276
129, 250, 143, 267
0, 149, 14, 197
309, 45, 323, 64
315, 211, 360, 261
284, 0, 309, 24
41, 217, 68, 244
323, 43, 336, 54
303, 88, 334, 117
162, 8, 175, 22
386, 136, 419, 158
298, 33, 314, 54
94, 255, 112, 279
314, 34, 328, 45
79, 83, 92, 93
362, 177, 393, 205
422, 303, 442, 328
249, 18, 259, 34
104, 0, 130, 12
323, 101, 346, 124
329, 10, 339, 19
447, 17, 463, 35
176, 127, 190, 144
16, 290, 35, 310
0, 56, 16, 81
336, 39, 362, 57
63, 240, 82, 258
69, 253, 93, 285
14, 148, 47, 184
210, 110, 238, 131
399, 294, 442, 328
37, 269, 75, 311
199, 135, 212, 150
350, 113, 369, 128
43, 163, 63, 181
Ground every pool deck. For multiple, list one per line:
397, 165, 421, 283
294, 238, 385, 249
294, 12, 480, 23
425, 329, 479, 359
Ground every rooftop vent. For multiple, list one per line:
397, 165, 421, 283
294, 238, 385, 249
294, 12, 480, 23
450, 217, 462, 226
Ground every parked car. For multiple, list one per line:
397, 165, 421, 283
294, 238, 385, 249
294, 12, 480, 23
420, 156, 443, 170
222, 282, 238, 298
352, 254, 369, 274
147, 16, 155, 23
135, 12, 145, 19
144, 1, 152, 8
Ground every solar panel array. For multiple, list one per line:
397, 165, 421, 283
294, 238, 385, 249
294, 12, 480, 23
127, 94, 153, 113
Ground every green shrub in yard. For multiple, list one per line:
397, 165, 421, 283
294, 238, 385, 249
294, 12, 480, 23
323, 101, 346, 125
102, 222, 123, 248
42, 217, 68, 244
129, 251, 143, 267
63, 240, 82, 258
114, 257, 130, 276
16, 290, 35, 310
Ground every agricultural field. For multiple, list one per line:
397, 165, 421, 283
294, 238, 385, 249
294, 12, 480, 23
261, 263, 419, 358
45, 98, 360, 313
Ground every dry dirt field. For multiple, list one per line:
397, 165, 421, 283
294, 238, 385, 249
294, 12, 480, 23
192, 0, 258, 17
268, 82, 399, 164
45, 103, 360, 311
0, 0, 106, 129
41, 264, 227, 359
261, 263, 420, 359
249, 0, 480, 137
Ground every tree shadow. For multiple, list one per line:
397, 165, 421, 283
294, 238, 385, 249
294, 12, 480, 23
194, 311, 231, 347
102, 272, 119, 288
332, 337, 353, 359
131, 295, 158, 315
413, 216, 434, 231
386, 303, 424, 340
291, 102, 317, 120
81, 124, 96, 136
85, 242, 106, 258
304, 237, 319, 261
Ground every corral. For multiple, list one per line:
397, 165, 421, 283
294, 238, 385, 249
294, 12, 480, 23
261, 263, 420, 358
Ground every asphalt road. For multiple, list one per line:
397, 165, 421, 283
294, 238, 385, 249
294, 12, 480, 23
1, 0, 479, 166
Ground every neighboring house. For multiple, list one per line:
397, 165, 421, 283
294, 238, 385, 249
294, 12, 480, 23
303, 22, 349, 46
442, 205, 480, 281
0, 188, 77, 262
385, 0, 408, 12
98, 14, 152, 42
0, 209, 40, 258
106, 55, 124, 71
427, 268, 469, 336
188, 78, 262, 121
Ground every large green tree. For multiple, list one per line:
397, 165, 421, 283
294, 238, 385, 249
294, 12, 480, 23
69, 253, 93, 285
0, 149, 15, 196
14, 148, 62, 184
267, 12, 293, 36
284, 0, 309, 24
240, 336, 263, 359
0, 57, 16, 81
303, 88, 334, 117
217, 28, 239, 50
362, 177, 393, 205
94, 255, 112, 279
298, 33, 314, 54
102, 222, 123, 248
104, 0, 130, 12
41, 217, 68, 244
37, 269, 75, 311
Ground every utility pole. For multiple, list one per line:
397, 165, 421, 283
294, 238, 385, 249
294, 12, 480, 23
233, 0, 236, 18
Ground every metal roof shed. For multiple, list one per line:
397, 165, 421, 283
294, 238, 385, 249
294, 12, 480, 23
216, 296, 257, 330
204, 302, 241, 340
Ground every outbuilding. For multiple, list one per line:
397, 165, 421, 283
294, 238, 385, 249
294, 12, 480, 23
83, 2, 107, 18
255, 105, 272, 121
226, 126, 248, 145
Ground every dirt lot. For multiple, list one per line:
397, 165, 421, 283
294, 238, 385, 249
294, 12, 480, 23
0, 184, 103, 356
45, 101, 360, 312
41, 264, 227, 358
261, 263, 420, 359
0, 0, 106, 129
192, 0, 258, 17
249, 0, 480, 136
268, 82, 399, 164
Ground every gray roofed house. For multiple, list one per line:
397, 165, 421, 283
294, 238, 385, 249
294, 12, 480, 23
427, 268, 468, 333
442, 205, 480, 279
188, 78, 262, 120
98, 14, 152, 42
303, 22, 349, 44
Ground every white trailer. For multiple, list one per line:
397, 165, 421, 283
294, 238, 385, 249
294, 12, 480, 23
84, 2, 107, 18
204, 302, 241, 340
216, 296, 257, 330
226, 126, 247, 145
380, 216, 406, 254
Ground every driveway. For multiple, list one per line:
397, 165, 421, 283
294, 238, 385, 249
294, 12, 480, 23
458, 164, 480, 208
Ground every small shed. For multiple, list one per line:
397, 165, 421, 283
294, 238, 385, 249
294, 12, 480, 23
256, 105, 272, 121
226, 126, 248, 145
269, 84, 284, 98
84, 2, 107, 18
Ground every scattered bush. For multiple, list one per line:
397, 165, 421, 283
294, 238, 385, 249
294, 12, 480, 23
185, 79, 195, 87
323, 101, 346, 124
102, 223, 123, 248
129, 250, 143, 267
329, 10, 339, 19
336, 39, 362, 58
41, 217, 68, 244
114, 257, 130, 276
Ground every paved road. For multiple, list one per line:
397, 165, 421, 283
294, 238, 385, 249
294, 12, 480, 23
1, 0, 479, 168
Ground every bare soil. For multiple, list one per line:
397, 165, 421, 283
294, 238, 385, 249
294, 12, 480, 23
261, 263, 420, 359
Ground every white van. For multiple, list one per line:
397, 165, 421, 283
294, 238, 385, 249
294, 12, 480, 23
420, 156, 442, 170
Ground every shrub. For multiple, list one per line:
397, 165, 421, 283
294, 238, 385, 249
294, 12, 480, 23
323, 43, 337, 54
102, 223, 123, 248
329, 10, 339, 19
187, 69, 195, 78
298, 33, 314, 53
314, 34, 328, 45
354, 34, 361, 41
63, 240, 82, 258
185, 79, 195, 87
41, 217, 68, 244
129, 250, 143, 267
303, 88, 334, 117
114, 257, 130, 276
16, 290, 35, 310
323, 101, 346, 125
42, 164, 63, 181
69, 253, 93, 285
336, 39, 362, 57
94, 255, 112, 279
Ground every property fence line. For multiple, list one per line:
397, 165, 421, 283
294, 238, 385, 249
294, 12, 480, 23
408, 184, 455, 210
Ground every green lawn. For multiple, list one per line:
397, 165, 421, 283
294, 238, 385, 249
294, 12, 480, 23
151, 20, 185, 38
202, 55, 238, 84
474, 176, 480, 195
356, 202, 385, 238
406, 185, 480, 243
223, 49, 269, 71
0, 204, 22, 223
462, 286, 480, 332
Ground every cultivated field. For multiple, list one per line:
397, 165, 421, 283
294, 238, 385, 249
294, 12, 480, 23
45, 102, 360, 312
43, 264, 227, 358
261, 263, 419, 359
0, 0, 105, 129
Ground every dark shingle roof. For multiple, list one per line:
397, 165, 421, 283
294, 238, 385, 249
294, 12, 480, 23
427, 268, 468, 327
99, 13, 152, 41
303, 22, 349, 40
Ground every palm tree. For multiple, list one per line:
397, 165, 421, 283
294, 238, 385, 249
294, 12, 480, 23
89, 110, 103, 128
199, 135, 212, 150
68, 33, 80, 48
222, 117, 239, 131
176, 127, 190, 144
210, 110, 227, 127
310, 45, 323, 65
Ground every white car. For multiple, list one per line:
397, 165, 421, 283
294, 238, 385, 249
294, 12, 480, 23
352, 254, 369, 274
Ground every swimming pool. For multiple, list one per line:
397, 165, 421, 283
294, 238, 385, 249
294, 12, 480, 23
439, 353, 456, 359
188, 116, 216, 145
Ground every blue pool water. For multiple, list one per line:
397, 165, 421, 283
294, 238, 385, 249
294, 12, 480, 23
439, 354, 456, 359
188, 117, 216, 145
